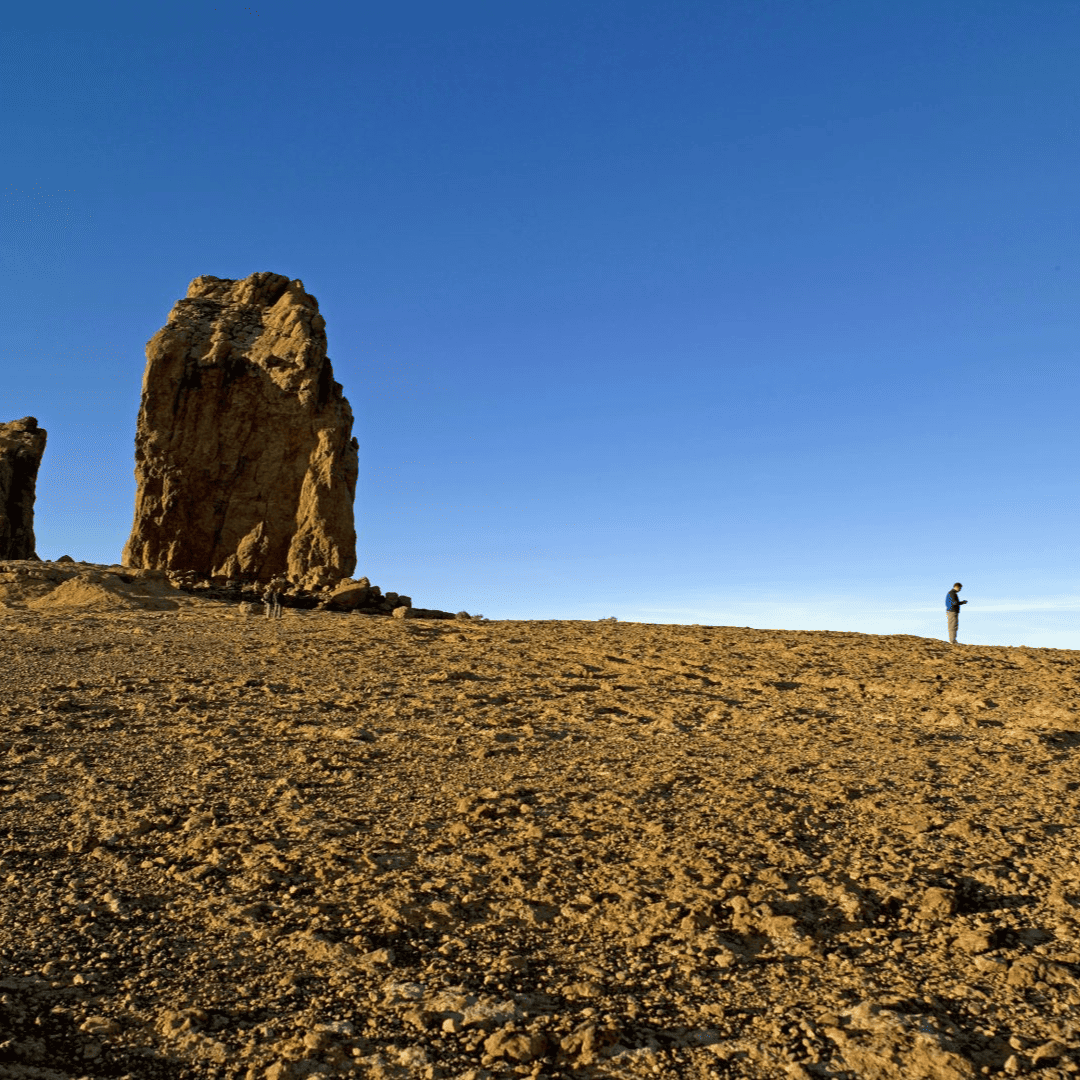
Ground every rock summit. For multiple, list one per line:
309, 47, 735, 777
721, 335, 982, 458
0, 416, 47, 560
123, 273, 358, 583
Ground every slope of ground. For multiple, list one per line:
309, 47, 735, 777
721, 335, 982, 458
0, 562, 187, 612
1, 607, 1078, 1079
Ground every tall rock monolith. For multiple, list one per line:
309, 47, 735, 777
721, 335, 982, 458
0, 417, 47, 560
123, 272, 358, 583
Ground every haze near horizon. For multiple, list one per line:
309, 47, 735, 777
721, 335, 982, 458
3, 0, 1079, 647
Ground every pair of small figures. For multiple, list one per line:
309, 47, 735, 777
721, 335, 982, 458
263, 578, 286, 619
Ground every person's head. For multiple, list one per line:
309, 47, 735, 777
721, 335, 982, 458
953, 583, 963, 591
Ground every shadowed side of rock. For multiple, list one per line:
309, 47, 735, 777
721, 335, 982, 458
123, 273, 358, 583
0, 417, 47, 560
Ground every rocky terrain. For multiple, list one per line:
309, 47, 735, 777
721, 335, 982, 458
123, 272, 358, 585
0, 418, 47, 561
0, 561, 454, 621
1, 590, 1078, 1079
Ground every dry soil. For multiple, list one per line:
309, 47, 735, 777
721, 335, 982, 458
1, 596, 1079, 1080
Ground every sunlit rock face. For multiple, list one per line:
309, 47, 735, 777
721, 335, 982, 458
0, 416, 47, 560
123, 272, 358, 583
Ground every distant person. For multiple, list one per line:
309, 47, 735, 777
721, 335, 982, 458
946, 582, 967, 644
264, 577, 285, 620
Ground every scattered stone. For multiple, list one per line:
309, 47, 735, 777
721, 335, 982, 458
359, 948, 394, 968
953, 928, 993, 953
918, 887, 957, 920
1006, 956, 1043, 987
1031, 1040, 1067, 1065
79, 1015, 120, 1036
483, 1026, 546, 1063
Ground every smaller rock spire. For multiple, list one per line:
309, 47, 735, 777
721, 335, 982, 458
0, 416, 48, 560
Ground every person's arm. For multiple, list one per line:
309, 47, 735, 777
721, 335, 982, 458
960, 599, 967, 605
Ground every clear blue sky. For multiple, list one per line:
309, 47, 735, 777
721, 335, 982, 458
3, 1, 1079, 646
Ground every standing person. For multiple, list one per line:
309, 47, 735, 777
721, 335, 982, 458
264, 577, 285, 620
946, 582, 967, 644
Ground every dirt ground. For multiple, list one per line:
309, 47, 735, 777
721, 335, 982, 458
1, 591, 1079, 1079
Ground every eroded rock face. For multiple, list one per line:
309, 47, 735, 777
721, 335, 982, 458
0, 416, 47, 560
123, 273, 358, 583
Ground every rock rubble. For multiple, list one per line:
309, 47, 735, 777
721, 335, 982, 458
0, 560, 457, 620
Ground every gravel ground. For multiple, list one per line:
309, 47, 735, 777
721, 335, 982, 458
1, 603, 1079, 1079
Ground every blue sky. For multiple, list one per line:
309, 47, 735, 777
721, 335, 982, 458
3, 1, 1079, 646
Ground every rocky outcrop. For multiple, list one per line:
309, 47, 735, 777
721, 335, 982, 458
166, 569, 459, 617
0, 417, 47, 560
1, 558, 463, 618
123, 273, 358, 583
0, 560, 183, 612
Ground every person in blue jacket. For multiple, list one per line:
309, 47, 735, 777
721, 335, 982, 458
946, 583, 967, 644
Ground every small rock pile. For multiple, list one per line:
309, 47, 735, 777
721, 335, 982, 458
165, 570, 463, 619
0, 559, 182, 612
0, 559, 470, 619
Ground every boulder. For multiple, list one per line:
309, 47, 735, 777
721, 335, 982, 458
123, 272, 358, 583
325, 581, 372, 611
0, 417, 47, 560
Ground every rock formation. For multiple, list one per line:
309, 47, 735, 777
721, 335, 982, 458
123, 273, 358, 583
0, 416, 47, 560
